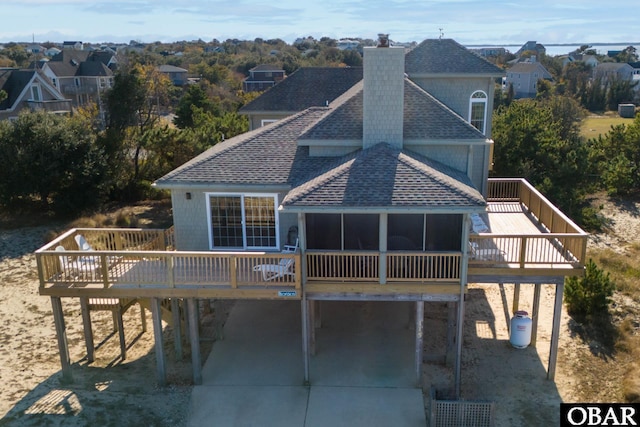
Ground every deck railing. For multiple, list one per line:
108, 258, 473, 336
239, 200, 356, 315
475, 179, 588, 268
36, 228, 300, 291
306, 251, 461, 283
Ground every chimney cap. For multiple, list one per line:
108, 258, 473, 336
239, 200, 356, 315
377, 34, 390, 48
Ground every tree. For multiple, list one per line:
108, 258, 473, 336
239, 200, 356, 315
0, 111, 107, 214
492, 96, 589, 216
565, 259, 614, 319
173, 84, 215, 129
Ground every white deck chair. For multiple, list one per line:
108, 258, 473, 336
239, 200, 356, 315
253, 239, 298, 281
75, 234, 100, 262
56, 245, 100, 279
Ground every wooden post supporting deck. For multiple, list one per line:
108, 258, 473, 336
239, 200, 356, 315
548, 283, 564, 380
171, 298, 183, 360
531, 284, 542, 346
187, 298, 202, 385
80, 297, 95, 363
415, 301, 424, 387
309, 300, 316, 356
512, 282, 521, 314
51, 296, 73, 382
150, 297, 166, 386
301, 298, 310, 385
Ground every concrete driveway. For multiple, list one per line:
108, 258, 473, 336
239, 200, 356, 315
187, 299, 426, 426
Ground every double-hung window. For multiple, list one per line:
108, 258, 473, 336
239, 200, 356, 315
469, 90, 488, 134
207, 193, 279, 250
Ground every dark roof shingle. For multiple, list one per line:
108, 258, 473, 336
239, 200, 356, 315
240, 67, 363, 113
405, 39, 504, 76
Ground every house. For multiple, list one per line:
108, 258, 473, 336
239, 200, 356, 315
0, 68, 72, 121
560, 53, 599, 69
593, 62, 637, 82
515, 41, 546, 58
35, 35, 587, 398
242, 64, 285, 92
239, 67, 363, 130
157, 64, 188, 86
63, 41, 83, 50
505, 60, 553, 98
337, 39, 360, 51
36, 50, 115, 108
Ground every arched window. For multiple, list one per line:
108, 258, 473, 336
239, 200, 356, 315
469, 91, 488, 134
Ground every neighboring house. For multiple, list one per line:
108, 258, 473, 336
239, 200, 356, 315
36, 49, 115, 108
560, 54, 599, 68
45, 47, 62, 57
157, 65, 188, 86
0, 68, 72, 121
593, 62, 637, 82
337, 39, 360, 51
63, 41, 83, 50
239, 67, 363, 130
36, 35, 587, 398
515, 41, 546, 57
242, 64, 285, 92
505, 61, 553, 98
26, 44, 46, 55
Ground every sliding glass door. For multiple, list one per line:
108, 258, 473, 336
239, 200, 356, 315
207, 194, 279, 250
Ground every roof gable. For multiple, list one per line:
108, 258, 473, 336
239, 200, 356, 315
298, 79, 486, 142
405, 39, 504, 76
240, 67, 363, 113
282, 142, 485, 210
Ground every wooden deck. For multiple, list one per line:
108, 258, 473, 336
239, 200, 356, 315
36, 179, 587, 300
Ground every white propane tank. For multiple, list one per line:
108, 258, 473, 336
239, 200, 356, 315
510, 310, 532, 349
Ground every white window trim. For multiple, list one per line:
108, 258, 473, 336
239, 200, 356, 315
30, 84, 42, 101
205, 192, 280, 250
260, 119, 278, 127
468, 90, 488, 135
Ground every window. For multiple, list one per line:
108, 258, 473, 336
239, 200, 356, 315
468, 91, 487, 134
207, 194, 279, 249
74, 77, 81, 87
260, 119, 278, 127
305, 214, 379, 250
30, 85, 41, 101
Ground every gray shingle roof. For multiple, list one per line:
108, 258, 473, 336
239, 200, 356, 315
155, 108, 331, 187
299, 79, 486, 141
405, 39, 504, 76
239, 67, 363, 113
0, 69, 35, 109
282, 142, 485, 210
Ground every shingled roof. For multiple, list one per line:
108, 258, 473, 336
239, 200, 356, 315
281, 142, 485, 211
239, 67, 363, 113
299, 79, 486, 142
155, 108, 332, 188
405, 39, 504, 76
0, 69, 35, 110
156, 102, 485, 211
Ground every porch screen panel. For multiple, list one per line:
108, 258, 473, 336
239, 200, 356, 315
306, 214, 341, 250
425, 214, 463, 251
210, 196, 243, 248
388, 214, 424, 250
344, 214, 379, 250
244, 196, 277, 248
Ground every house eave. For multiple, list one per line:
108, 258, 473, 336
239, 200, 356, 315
279, 205, 486, 214
404, 138, 490, 146
407, 72, 504, 79
153, 181, 290, 193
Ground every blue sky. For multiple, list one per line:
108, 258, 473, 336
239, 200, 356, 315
1, 0, 638, 45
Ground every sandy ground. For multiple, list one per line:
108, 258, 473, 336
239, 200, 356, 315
0, 198, 637, 426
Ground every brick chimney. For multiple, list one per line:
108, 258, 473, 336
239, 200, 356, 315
362, 34, 405, 150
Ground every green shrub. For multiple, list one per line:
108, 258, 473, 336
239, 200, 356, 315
565, 259, 615, 319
